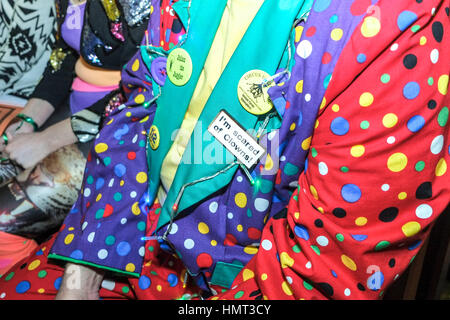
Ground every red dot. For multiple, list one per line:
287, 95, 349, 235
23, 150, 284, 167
350, 0, 371, 16
322, 52, 332, 64
247, 227, 262, 240
127, 152, 136, 160
196, 253, 213, 268
224, 234, 237, 246
285, 100, 291, 110
103, 204, 114, 218
305, 26, 316, 37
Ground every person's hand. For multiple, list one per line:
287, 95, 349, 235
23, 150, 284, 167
4, 131, 54, 169
0, 120, 35, 152
55, 263, 104, 300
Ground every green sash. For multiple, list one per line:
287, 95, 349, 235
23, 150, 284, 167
145, 0, 311, 231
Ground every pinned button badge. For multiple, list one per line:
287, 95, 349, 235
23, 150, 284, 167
148, 125, 160, 150
167, 48, 193, 86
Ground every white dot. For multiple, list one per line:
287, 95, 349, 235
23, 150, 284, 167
305, 261, 312, 269
139, 246, 145, 257
130, 191, 137, 198
101, 279, 116, 291
169, 223, 178, 234
184, 239, 195, 249
316, 236, 329, 247
82, 221, 88, 230
254, 198, 270, 212
83, 188, 91, 197
344, 288, 351, 296
236, 176, 243, 182
227, 212, 234, 219
390, 43, 399, 51
120, 218, 127, 224
416, 204, 433, 219
0, 292, 5, 299
280, 155, 286, 162
108, 178, 115, 187
318, 162, 328, 175
430, 135, 444, 155
381, 184, 390, 191
430, 49, 439, 64
286, 276, 293, 284
261, 239, 272, 251
305, 93, 311, 102
87, 232, 95, 242
98, 249, 108, 259
209, 201, 218, 213
296, 40, 313, 59
386, 136, 396, 144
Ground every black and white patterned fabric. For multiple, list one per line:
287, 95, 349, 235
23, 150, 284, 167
0, 0, 56, 98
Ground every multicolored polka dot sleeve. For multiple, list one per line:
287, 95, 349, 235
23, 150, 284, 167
216, 0, 449, 300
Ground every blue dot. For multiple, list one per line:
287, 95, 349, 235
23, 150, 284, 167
167, 273, 178, 287
54, 277, 62, 290
403, 81, 420, 100
138, 275, 151, 290
294, 224, 310, 241
367, 271, 384, 291
408, 239, 422, 250
407, 115, 425, 132
357, 53, 366, 63
16, 281, 31, 294
114, 164, 127, 177
70, 250, 84, 260
323, 73, 332, 89
116, 241, 131, 256
330, 117, 350, 136
96, 178, 105, 190
341, 184, 362, 203
329, 14, 338, 23
331, 270, 338, 278
397, 11, 418, 31
314, 0, 331, 12
351, 234, 368, 241
273, 97, 287, 117
297, 110, 303, 127
35, 249, 44, 256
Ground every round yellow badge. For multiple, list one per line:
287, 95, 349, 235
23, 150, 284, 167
148, 125, 160, 150
167, 48, 193, 86
237, 69, 275, 115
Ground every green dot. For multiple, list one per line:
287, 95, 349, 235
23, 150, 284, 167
311, 245, 320, 255
119, 140, 125, 145
95, 208, 104, 219
360, 120, 370, 130
234, 290, 245, 299
86, 175, 94, 184
292, 244, 301, 253
148, 246, 154, 252
155, 208, 161, 215
303, 280, 314, 290
380, 73, 390, 84
5, 272, 14, 281
103, 157, 112, 166
38, 270, 48, 278
122, 286, 130, 294
246, 209, 253, 218
336, 233, 344, 242
137, 221, 146, 231
428, 77, 434, 86
139, 140, 146, 147
311, 148, 318, 158
113, 192, 123, 202
411, 25, 420, 33
330, 14, 338, 23
438, 107, 449, 127
375, 240, 390, 251
415, 161, 425, 172
340, 166, 349, 173
105, 235, 116, 246
284, 162, 300, 176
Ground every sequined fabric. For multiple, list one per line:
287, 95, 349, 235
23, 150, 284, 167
119, 0, 152, 26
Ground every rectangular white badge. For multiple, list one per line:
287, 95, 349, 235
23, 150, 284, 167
208, 110, 265, 169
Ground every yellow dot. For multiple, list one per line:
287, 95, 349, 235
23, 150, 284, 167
237, 224, 243, 232
136, 172, 148, 184
332, 104, 340, 112
134, 94, 145, 105
261, 273, 268, 281
125, 263, 136, 272
64, 234, 74, 245
359, 92, 374, 107
438, 74, 449, 95
387, 153, 408, 172
235, 192, 247, 208
309, 185, 319, 200
435, 158, 447, 177
290, 122, 296, 131
242, 269, 255, 281
264, 154, 274, 171
157, 285, 162, 292
295, 25, 304, 42
126, 111, 132, 117
210, 240, 217, 246
68, 227, 74, 231
131, 202, 141, 215
96, 194, 102, 202
38, 288, 45, 294
28, 259, 41, 271
198, 222, 209, 234
402, 221, 421, 237
132, 59, 140, 72
382, 113, 398, 128
280, 252, 295, 268
320, 97, 327, 109
330, 28, 344, 41
294, 212, 300, 220
350, 145, 365, 158
355, 217, 368, 226
282, 281, 293, 296
361, 17, 381, 38
106, 118, 114, 125
315, 120, 319, 129
296, 80, 304, 93
398, 192, 407, 200
341, 254, 357, 271
120, 180, 125, 186
317, 207, 324, 214
302, 136, 312, 150
94, 143, 108, 154
243, 245, 258, 255
420, 36, 427, 45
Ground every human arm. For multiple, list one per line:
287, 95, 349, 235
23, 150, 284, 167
55, 263, 104, 300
